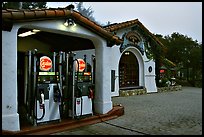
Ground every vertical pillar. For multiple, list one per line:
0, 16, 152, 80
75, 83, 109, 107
94, 41, 113, 114
2, 30, 20, 131
144, 61, 157, 93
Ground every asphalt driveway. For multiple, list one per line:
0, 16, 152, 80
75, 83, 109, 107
53, 86, 202, 135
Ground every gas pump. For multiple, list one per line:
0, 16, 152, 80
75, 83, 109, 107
25, 49, 62, 125
69, 55, 94, 119
35, 71, 61, 124
74, 71, 94, 118
24, 49, 94, 125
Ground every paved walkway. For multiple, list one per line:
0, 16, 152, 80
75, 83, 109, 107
53, 87, 202, 135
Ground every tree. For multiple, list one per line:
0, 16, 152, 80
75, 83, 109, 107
75, 2, 102, 25
2, 2, 20, 9
2, 2, 47, 9
156, 32, 202, 87
187, 42, 202, 86
21, 2, 47, 9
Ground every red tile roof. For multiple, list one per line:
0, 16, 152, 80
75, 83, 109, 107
2, 8, 165, 49
2, 8, 123, 45
104, 19, 166, 50
104, 19, 139, 32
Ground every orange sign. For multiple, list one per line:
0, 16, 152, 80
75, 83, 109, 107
75, 59, 86, 72
39, 56, 52, 71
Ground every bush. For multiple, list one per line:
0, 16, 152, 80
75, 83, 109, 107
158, 77, 169, 87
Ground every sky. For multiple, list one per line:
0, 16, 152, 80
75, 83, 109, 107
46, 2, 202, 43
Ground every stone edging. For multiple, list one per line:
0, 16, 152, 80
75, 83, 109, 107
157, 85, 182, 93
119, 85, 182, 97
119, 88, 147, 97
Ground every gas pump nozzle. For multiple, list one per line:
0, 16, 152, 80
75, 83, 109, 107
40, 92, 45, 109
41, 92, 45, 105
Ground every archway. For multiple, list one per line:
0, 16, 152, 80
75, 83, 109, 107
119, 51, 139, 89
16, 25, 98, 127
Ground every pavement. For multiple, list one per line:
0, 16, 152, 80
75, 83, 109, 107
2, 105, 124, 135
53, 86, 202, 135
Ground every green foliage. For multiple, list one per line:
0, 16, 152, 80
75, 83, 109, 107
158, 77, 169, 87
22, 2, 47, 9
2, 2, 47, 9
144, 41, 154, 60
75, 2, 102, 25
2, 2, 20, 9
155, 32, 202, 87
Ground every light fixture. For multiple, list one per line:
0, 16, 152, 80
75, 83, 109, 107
63, 18, 75, 27
66, 4, 75, 13
63, 4, 75, 27
63, 19, 69, 27
18, 29, 41, 37
125, 52, 130, 55
18, 31, 35, 37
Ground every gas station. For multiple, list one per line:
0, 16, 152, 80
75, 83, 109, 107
2, 6, 166, 134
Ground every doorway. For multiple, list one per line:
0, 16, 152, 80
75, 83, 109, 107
119, 51, 139, 89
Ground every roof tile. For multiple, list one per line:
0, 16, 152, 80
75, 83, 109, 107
24, 11, 35, 18
44, 9, 56, 17
11, 11, 25, 19
2, 8, 123, 45
54, 9, 65, 16
34, 10, 46, 18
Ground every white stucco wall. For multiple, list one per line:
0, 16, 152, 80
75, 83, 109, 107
144, 60, 157, 93
108, 45, 121, 96
94, 43, 114, 113
2, 29, 20, 131
106, 27, 145, 96
111, 26, 157, 93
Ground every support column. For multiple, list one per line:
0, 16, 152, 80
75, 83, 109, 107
94, 41, 113, 114
2, 30, 20, 131
144, 60, 157, 93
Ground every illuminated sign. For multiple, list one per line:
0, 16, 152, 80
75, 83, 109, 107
75, 59, 86, 72
39, 72, 56, 75
160, 69, 165, 73
40, 56, 52, 71
84, 72, 91, 75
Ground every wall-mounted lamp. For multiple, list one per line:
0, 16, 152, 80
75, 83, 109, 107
64, 18, 75, 27
66, 4, 75, 13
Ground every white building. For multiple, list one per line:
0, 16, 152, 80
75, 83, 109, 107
2, 8, 166, 131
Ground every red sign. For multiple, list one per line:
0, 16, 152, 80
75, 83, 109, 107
40, 56, 52, 71
160, 69, 165, 73
75, 59, 86, 72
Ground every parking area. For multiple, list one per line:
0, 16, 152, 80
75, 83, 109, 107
53, 86, 202, 135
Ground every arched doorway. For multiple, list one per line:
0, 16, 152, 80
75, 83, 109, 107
119, 51, 139, 89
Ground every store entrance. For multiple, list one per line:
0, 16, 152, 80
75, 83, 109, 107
119, 51, 139, 89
